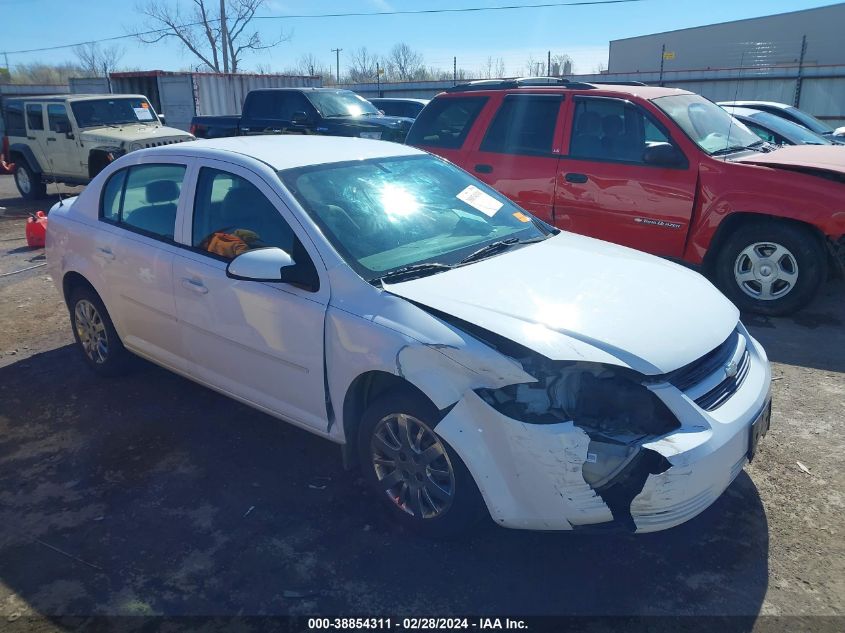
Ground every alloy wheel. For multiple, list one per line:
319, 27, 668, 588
370, 413, 455, 519
16, 168, 31, 195
74, 299, 109, 364
734, 241, 799, 301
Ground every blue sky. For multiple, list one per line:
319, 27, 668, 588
1, 0, 839, 77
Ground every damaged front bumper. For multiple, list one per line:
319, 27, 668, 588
433, 326, 772, 533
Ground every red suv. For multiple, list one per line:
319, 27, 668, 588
406, 78, 845, 315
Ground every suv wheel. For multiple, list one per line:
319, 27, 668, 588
714, 221, 826, 316
358, 389, 487, 536
69, 286, 133, 376
14, 161, 47, 200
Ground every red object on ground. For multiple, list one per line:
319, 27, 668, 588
26, 211, 48, 248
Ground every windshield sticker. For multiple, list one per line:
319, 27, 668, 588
134, 107, 154, 121
513, 211, 531, 223
456, 185, 503, 217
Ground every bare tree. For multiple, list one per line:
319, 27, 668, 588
524, 54, 544, 77
9, 62, 85, 85
348, 47, 380, 83
74, 42, 125, 77
385, 43, 424, 81
593, 60, 608, 74
495, 57, 506, 79
135, 0, 288, 73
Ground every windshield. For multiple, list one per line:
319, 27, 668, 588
71, 98, 159, 128
748, 110, 832, 145
653, 94, 761, 155
782, 106, 834, 135
280, 155, 552, 281
305, 90, 380, 118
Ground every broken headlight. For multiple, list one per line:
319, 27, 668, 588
477, 362, 678, 489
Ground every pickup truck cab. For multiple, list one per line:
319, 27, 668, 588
2, 94, 194, 199
407, 79, 845, 315
190, 88, 413, 142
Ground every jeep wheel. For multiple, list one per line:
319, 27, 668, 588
14, 161, 47, 200
714, 221, 826, 316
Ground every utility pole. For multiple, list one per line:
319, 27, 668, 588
453, 56, 457, 85
658, 43, 666, 87
220, 0, 229, 73
3, 51, 9, 76
331, 48, 342, 84
547, 50, 551, 77
377, 62, 381, 97
793, 34, 807, 107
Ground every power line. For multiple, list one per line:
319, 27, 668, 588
1, 0, 645, 56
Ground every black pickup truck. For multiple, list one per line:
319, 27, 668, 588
190, 88, 413, 142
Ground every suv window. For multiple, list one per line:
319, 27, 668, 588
480, 95, 562, 155
406, 97, 487, 149
192, 167, 295, 260
570, 97, 669, 163
246, 92, 313, 121
26, 104, 44, 131
47, 104, 70, 133
4, 102, 26, 136
100, 164, 186, 241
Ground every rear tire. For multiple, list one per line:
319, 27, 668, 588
357, 389, 487, 537
14, 161, 47, 200
68, 286, 133, 376
713, 221, 826, 316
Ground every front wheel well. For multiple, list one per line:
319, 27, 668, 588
340, 370, 433, 469
701, 212, 827, 276
88, 149, 117, 179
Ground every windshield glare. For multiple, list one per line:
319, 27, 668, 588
71, 98, 159, 128
305, 90, 380, 118
280, 156, 550, 280
653, 94, 761, 154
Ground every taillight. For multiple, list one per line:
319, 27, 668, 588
189, 123, 198, 135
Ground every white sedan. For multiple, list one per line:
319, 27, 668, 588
46, 136, 772, 535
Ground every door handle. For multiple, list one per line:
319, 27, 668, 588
474, 164, 493, 174
96, 247, 115, 261
565, 172, 589, 184
46, 137, 56, 142
181, 277, 208, 294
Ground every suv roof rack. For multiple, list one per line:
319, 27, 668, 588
445, 77, 597, 93
587, 80, 649, 86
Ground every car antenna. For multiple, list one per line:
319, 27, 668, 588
723, 49, 746, 162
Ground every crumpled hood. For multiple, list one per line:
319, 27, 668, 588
735, 145, 845, 175
79, 124, 193, 145
385, 232, 739, 375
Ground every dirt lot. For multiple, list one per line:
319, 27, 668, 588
0, 174, 843, 629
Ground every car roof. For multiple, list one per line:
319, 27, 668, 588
370, 97, 430, 104
440, 82, 689, 100
148, 135, 425, 171
719, 100, 792, 110
6, 94, 148, 102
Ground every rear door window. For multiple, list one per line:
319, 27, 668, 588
406, 97, 487, 149
99, 164, 186, 241
480, 95, 562, 155
4, 103, 26, 136
26, 104, 44, 131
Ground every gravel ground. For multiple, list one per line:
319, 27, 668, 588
0, 175, 842, 630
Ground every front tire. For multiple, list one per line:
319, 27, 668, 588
713, 221, 826, 316
14, 161, 47, 200
358, 389, 487, 536
68, 286, 132, 376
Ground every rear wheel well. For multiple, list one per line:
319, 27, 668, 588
341, 371, 432, 469
62, 272, 99, 309
88, 149, 113, 179
702, 212, 827, 276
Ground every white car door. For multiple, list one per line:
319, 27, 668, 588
46, 104, 82, 178
97, 160, 192, 371
173, 159, 330, 432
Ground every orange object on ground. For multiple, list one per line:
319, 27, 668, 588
26, 211, 48, 248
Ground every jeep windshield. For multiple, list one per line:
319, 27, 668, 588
279, 155, 553, 283
653, 94, 762, 155
70, 98, 159, 129
305, 90, 380, 118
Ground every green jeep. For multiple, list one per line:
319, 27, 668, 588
2, 94, 194, 199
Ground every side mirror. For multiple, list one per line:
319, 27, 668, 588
226, 247, 295, 282
291, 111, 309, 125
642, 142, 687, 168
158, 113, 166, 125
